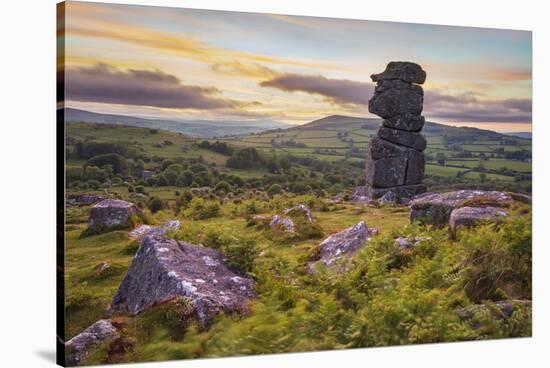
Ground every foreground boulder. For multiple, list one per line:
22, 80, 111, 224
449, 206, 508, 234
65, 319, 120, 366
308, 221, 372, 273
128, 220, 181, 240
88, 199, 143, 231
410, 190, 512, 227
107, 236, 256, 325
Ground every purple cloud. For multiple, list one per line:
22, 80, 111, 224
260, 73, 372, 105
260, 71, 530, 123
65, 63, 239, 109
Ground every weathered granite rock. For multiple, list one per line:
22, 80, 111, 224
371, 61, 427, 84
269, 215, 295, 232
108, 236, 256, 325
128, 220, 181, 240
366, 156, 407, 188
410, 190, 512, 226
395, 236, 431, 249
366, 184, 427, 200
378, 191, 398, 205
378, 127, 427, 151
364, 61, 427, 201
399, 197, 412, 206
283, 204, 314, 223
88, 199, 143, 230
67, 194, 106, 207
507, 192, 532, 204
308, 221, 371, 273
65, 319, 120, 366
406, 148, 425, 185
369, 84, 424, 118
349, 186, 375, 204
449, 206, 508, 233
365, 138, 408, 187
383, 114, 425, 132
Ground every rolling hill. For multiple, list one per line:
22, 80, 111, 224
218, 115, 532, 186
62, 108, 289, 138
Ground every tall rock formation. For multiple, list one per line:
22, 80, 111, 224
365, 62, 427, 199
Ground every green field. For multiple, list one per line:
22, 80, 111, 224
65, 194, 531, 365
63, 119, 532, 365
216, 115, 531, 192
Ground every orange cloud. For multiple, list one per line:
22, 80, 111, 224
210, 62, 278, 80
64, 5, 327, 70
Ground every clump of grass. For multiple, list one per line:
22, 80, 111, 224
65, 282, 95, 313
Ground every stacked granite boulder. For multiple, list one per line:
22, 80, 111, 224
365, 61, 428, 199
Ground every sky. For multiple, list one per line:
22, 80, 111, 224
59, 1, 532, 132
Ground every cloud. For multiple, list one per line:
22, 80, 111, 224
211, 61, 277, 80
65, 4, 327, 70
260, 73, 372, 105
65, 63, 240, 109
424, 91, 531, 123
258, 70, 531, 123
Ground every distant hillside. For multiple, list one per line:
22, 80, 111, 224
219, 114, 531, 190
504, 132, 532, 139
62, 108, 289, 138
297, 115, 380, 130
297, 115, 510, 140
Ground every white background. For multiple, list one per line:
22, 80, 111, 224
0, 0, 548, 367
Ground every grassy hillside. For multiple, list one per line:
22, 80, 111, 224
218, 115, 532, 192
65, 192, 531, 365
66, 117, 531, 199
65, 108, 289, 138
63, 120, 531, 365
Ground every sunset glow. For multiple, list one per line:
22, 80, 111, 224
60, 1, 532, 132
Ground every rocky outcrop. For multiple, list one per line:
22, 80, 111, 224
284, 204, 314, 223
88, 199, 143, 230
449, 206, 508, 233
269, 215, 295, 232
128, 220, 181, 240
371, 61, 427, 84
364, 61, 427, 200
350, 186, 375, 204
308, 221, 372, 273
65, 319, 120, 366
66, 194, 106, 207
107, 236, 256, 325
410, 190, 512, 227
378, 191, 398, 205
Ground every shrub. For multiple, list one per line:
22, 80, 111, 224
111, 177, 123, 186
87, 180, 101, 190
135, 185, 145, 194
148, 197, 165, 214
86, 153, 129, 175
267, 184, 282, 195
184, 197, 220, 220
460, 216, 532, 302
202, 229, 259, 274
214, 181, 231, 193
